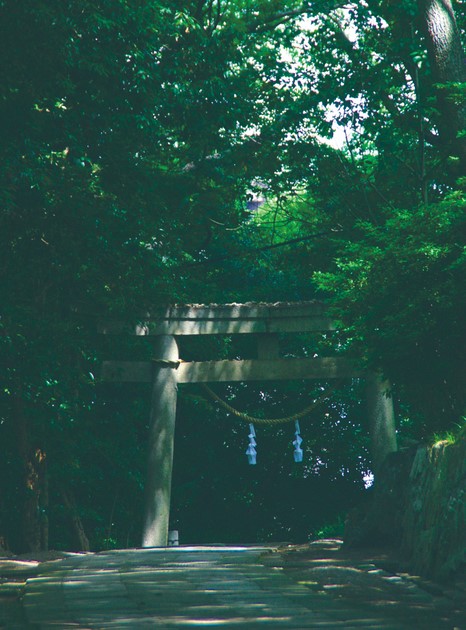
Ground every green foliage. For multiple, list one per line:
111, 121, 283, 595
313, 188, 466, 432
311, 515, 346, 541
431, 418, 466, 447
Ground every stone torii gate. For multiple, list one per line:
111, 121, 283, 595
101, 301, 397, 547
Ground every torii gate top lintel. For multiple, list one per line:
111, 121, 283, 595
103, 300, 335, 337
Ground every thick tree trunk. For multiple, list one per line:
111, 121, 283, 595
419, 0, 466, 160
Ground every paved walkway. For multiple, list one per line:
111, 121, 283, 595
0, 544, 464, 629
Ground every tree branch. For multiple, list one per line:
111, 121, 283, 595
249, 7, 308, 33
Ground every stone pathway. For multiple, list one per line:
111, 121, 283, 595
0, 543, 464, 629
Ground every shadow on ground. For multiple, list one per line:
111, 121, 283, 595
0, 540, 464, 629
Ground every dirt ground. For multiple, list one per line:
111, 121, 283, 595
263, 539, 466, 629
1, 540, 465, 629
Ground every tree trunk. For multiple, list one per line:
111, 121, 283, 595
13, 395, 48, 552
419, 0, 466, 160
61, 488, 91, 552
39, 456, 49, 552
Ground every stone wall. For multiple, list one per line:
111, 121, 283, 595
402, 436, 465, 580
345, 434, 465, 581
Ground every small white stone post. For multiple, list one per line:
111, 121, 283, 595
142, 335, 179, 547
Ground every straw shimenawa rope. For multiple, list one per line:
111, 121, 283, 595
200, 382, 340, 426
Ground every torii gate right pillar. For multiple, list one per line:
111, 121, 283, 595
366, 372, 397, 473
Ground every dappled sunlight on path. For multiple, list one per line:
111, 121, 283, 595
1, 543, 464, 628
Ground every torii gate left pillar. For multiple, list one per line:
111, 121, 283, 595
141, 335, 179, 548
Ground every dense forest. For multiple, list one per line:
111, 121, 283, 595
1, 0, 464, 553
